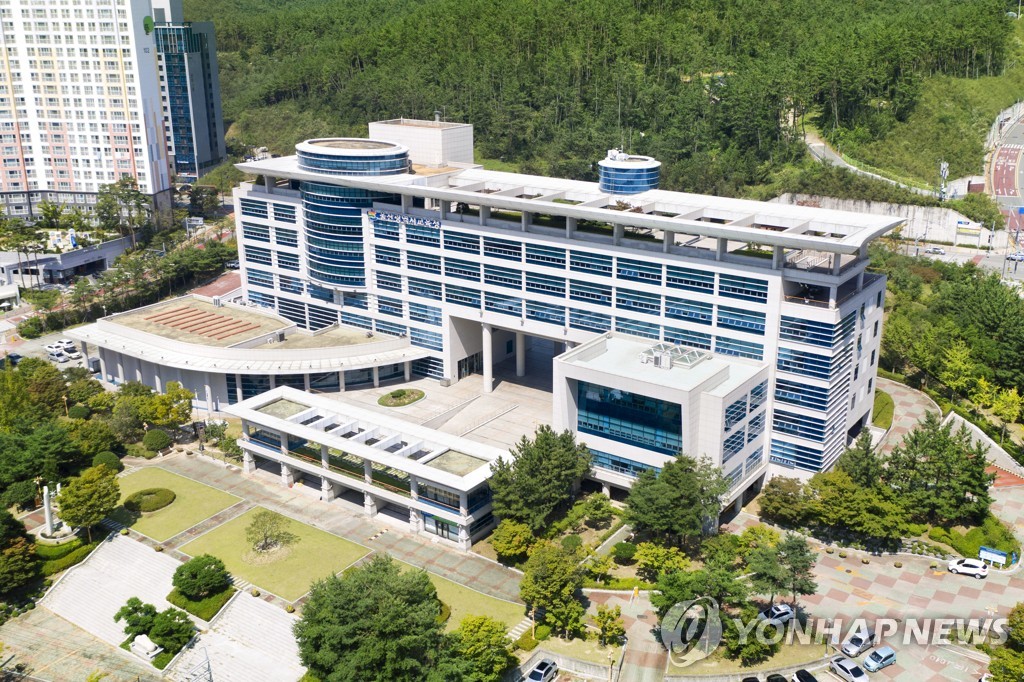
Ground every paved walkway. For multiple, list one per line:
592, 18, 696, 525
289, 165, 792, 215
876, 377, 940, 454
133, 453, 525, 604
588, 591, 665, 682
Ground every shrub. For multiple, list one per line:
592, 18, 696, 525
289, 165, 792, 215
251, 588, 261, 597
142, 429, 172, 452
825, 547, 835, 554
861, 558, 870, 564
41, 542, 99, 576
34, 538, 84, 561
155, 546, 164, 552
92, 451, 122, 472
67, 405, 91, 420
124, 488, 176, 513
285, 604, 295, 614
490, 519, 535, 563
390, 389, 406, 399
612, 541, 637, 564
166, 586, 234, 621
560, 534, 583, 554
435, 600, 451, 626
173, 554, 230, 601
515, 631, 539, 651
838, 551, 848, 558
148, 607, 194, 654
534, 624, 552, 641
1, 479, 38, 511
120, 528, 129, 535
894, 561, 903, 568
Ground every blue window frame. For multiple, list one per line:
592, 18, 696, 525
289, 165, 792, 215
408, 277, 442, 300
375, 245, 401, 267
244, 245, 272, 265
780, 316, 835, 348
665, 296, 712, 324
483, 236, 522, 261
724, 397, 747, 431
615, 317, 660, 339
445, 258, 480, 282
666, 265, 714, 292
663, 326, 712, 350
410, 328, 443, 351
272, 203, 296, 223
372, 218, 400, 241
248, 291, 275, 309
276, 251, 299, 271
240, 198, 268, 218
246, 269, 273, 289
777, 347, 834, 380
376, 271, 402, 292
747, 412, 765, 442
407, 251, 441, 273
274, 228, 298, 247
718, 273, 768, 302
526, 243, 566, 268
444, 230, 479, 254
525, 272, 565, 297
590, 449, 660, 478
773, 410, 826, 442
344, 292, 368, 309
308, 284, 333, 302
617, 257, 662, 284
278, 274, 303, 294
526, 300, 565, 325
446, 284, 481, 309
375, 319, 407, 337
569, 280, 612, 306
308, 304, 338, 330
378, 296, 404, 317
745, 446, 765, 473
750, 380, 768, 410
341, 312, 371, 329
715, 337, 764, 360
723, 430, 745, 463
770, 439, 824, 472
775, 379, 830, 411
717, 305, 766, 335
569, 309, 611, 332
484, 264, 522, 290
484, 292, 522, 317
577, 381, 682, 454
241, 222, 270, 243
406, 223, 440, 247
616, 289, 661, 315
570, 251, 612, 276
409, 302, 441, 326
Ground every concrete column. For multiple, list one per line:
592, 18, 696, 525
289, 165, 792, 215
363, 459, 373, 485
662, 231, 672, 253
479, 206, 490, 226
263, 175, 274, 193
321, 477, 336, 502
372, 366, 380, 388
857, 271, 865, 292
439, 201, 448, 221
409, 507, 421, 532
601, 482, 611, 497
404, 360, 412, 381
732, 495, 744, 515
42, 486, 53, 535
234, 373, 243, 403
363, 492, 378, 516
829, 287, 837, 308
280, 463, 294, 487
268, 375, 276, 389
773, 246, 785, 269
716, 238, 728, 261
338, 371, 346, 392
482, 323, 493, 394
242, 451, 254, 473
303, 374, 311, 391
459, 491, 469, 517
401, 194, 412, 213
831, 255, 842, 275
515, 332, 526, 378
521, 211, 530, 233
320, 444, 329, 469
458, 525, 471, 551
566, 216, 577, 239
613, 223, 624, 246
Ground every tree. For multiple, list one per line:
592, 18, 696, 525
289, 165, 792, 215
114, 597, 158, 638
433, 616, 516, 682
593, 604, 625, 646
722, 604, 780, 665
245, 509, 298, 553
746, 543, 788, 603
737, 525, 781, 560
938, 339, 975, 400
57, 465, 120, 542
633, 542, 690, 582
992, 387, 1023, 445
776, 533, 818, 606
173, 554, 230, 600
971, 377, 997, 409
579, 493, 614, 528
0, 512, 39, 596
990, 647, 1024, 682
146, 381, 194, 430
1006, 602, 1024, 652
835, 431, 883, 489
488, 426, 591, 532
69, 419, 119, 459
148, 607, 194, 654
294, 555, 442, 682
652, 564, 748, 616
489, 519, 534, 563
587, 553, 614, 585
519, 542, 585, 637
626, 455, 728, 547
757, 477, 808, 527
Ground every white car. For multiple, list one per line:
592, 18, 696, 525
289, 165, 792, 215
924, 246, 946, 255
65, 349, 82, 360
757, 603, 795, 626
43, 343, 63, 354
57, 338, 76, 350
46, 351, 68, 363
829, 655, 869, 682
948, 558, 988, 579
841, 629, 878, 657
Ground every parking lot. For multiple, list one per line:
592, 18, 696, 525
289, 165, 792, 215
4, 329, 92, 371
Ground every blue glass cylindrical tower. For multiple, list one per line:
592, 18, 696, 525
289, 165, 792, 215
598, 149, 661, 195
295, 139, 408, 288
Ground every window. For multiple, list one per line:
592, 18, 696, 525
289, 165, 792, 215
372, 218, 399, 241
770, 439, 823, 472
276, 252, 299, 271
526, 300, 564, 325
272, 203, 296, 223
665, 297, 712, 324
777, 347, 835, 380
407, 251, 440, 273
375, 245, 401, 267
590, 449, 660, 478
526, 243, 566, 268
246, 269, 273, 289
408, 277, 442, 300
718, 273, 768, 302
717, 305, 765, 335
483, 236, 521, 261
239, 198, 267, 218
406, 223, 440, 247
484, 292, 522, 317
773, 410, 826, 442
484, 264, 522, 290
715, 336, 763, 360
410, 327, 443, 350
576, 381, 682, 454
775, 379, 829, 411
747, 412, 765, 442
616, 289, 661, 315
617, 257, 662, 284
241, 222, 269, 243
443, 230, 479, 254
525, 272, 565, 297
873, 320, 879, 338
749, 380, 768, 410
376, 271, 402, 292
377, 296, 404, 317
278, 275, 303, 294
409, 302, 441, 326
569, 280, 612, 306
666, 265, 714, 292
375, 319, 406, 337
570, 251, 612, 275
724, 397, 747, 431
569, 309, 611, 332
663, 326, 712, 350
615, 317, 660, 339
275, 228, 297, 247
243, 245, 271, 265
745, 446, 764, 473
723, 431, 745, 463
444, 258, 480, 282
344, 293, 368, 309
446, 284, 481, 309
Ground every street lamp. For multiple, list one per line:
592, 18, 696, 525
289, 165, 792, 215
62, 394, 68, 417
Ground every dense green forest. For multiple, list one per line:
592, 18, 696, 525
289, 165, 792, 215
186, 0, 1015, 195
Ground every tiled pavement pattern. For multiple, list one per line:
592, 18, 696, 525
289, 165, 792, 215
876, 377, 940, 455
588, 591, 665, 682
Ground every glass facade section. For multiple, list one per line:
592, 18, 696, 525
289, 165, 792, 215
576, 381, 682, 454
570, 251, 613, 276
617, 258, 662, 283
272, 203, 297, 223
275, 228, 298, 247
569, 309, 611, 332
724, 397, 747, 431
775, 379, 830, 411
663, 326, 712, 350
444, 230, 479, 254
616, 289, 661, 315
445, 258, 480, 282
376, 271, 402, 292
598, 162, 660, 194
240, 199, 268, 219
446, 284, 481, 309
665, 297, 712, 324
526, 300, 565, 325
526, 244, 566, 268
750, 380, 768, 409
569, 280, 612, 305
410, 328, 443, 350
723, 431, 745, 463
408, 278, 442, 300
483, 237, 522, 261
484, 264, 522, 289
666, 266, 714, 292
296, 147, 409, 176
484, 292, 522, 317
718, 274, 768, 302
777, 348, 835, 380
407, 251, 441, 273
241, 222, 269, 242
773, 410, 827, 442
302, 181, 389, 287
614, 317, 660, 339
770, 439, 824, 472
715, 337, 764, 361
716, 305, 766, 334
406, 223, 441, 247
243, 245, 272, 265
525, 272, 566, 297
277, 252, 299, 271
590, 449, 661, 478
409, 302, 442, 326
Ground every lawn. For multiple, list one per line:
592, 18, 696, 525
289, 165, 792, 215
403, 564, 524, 632
872, 389, 895, 429
109, 468, 241, 542
179, 507, 369, 601
532, 634, 622, 666
669, 642, 827, 676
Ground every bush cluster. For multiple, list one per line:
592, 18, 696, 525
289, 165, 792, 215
41, 542, 99, 576
67, 404, 91, 420
166, 586, 234, 621
142, 429, 172, 452
124, 488, 176, 513
534, 624, 552, 641
515, 631, 539, 651
612, 541, 636, 564
435, 601, 451, 626
92, 451, 122, 472
928, 515, 1019, 557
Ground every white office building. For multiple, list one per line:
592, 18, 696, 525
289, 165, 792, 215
71, 117, 901, 518
0, 0, 223, 218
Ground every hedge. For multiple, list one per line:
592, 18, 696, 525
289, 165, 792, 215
124, 488, 176, 513
143, 429, 172, 452
67, 405, 90, 420
928, 515, 1020, 558
435, 601, 451, 626
166, 586, 235, 621
534, 624, 552, 641
93, 451, 122, 472
34, 538, 85, 560
516, 631, 539, 651
41, 541, 100, 576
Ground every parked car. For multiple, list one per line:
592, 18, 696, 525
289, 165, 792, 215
863, 646, 897, 672
526, 658, 558, 682
741, 677, 761, 682
757, 603, 795, 626
65, 349, 82, 360
829, 655, 869, 682
2, 352, 22, 367
225, 259, 240, 269
924, 246, 946, 255
46, 351, 68, 363
1007, 252, 1024, 261
766, 675, 788, 682
948, 557, 988, 579
56, 338, 76, 350
792, 670, 818, 682
43, 343, 64, 354
841, 629, 878, 657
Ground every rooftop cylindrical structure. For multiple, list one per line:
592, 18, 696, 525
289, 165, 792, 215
598, 149, 661, 195
296, 139, 408, 288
